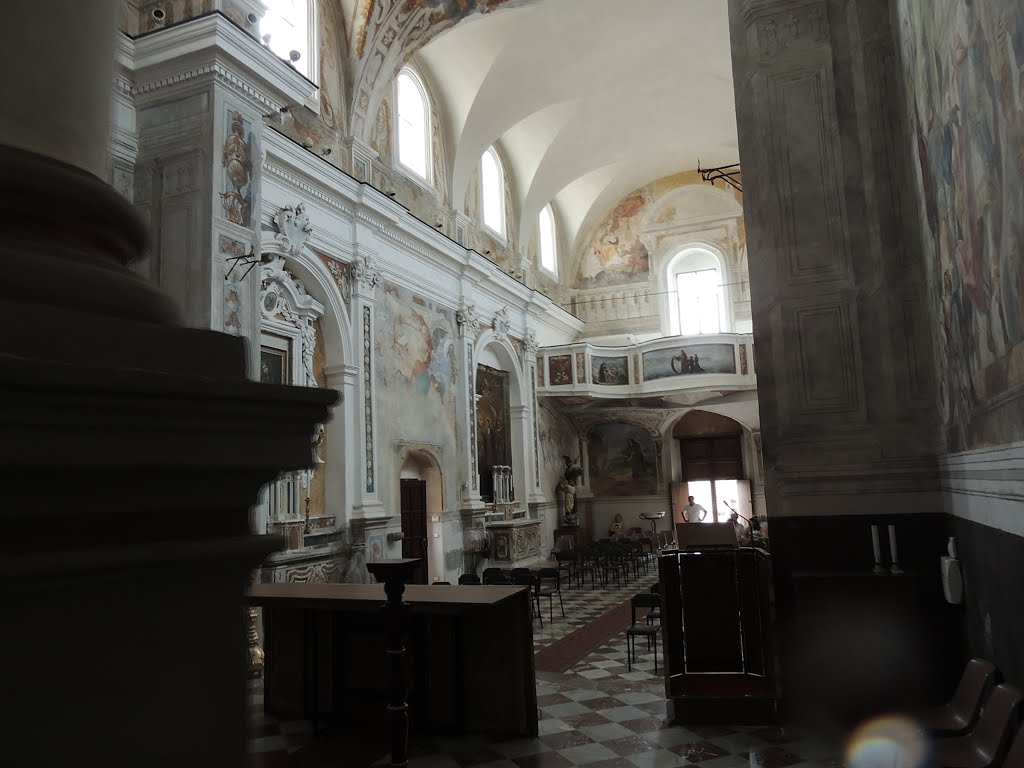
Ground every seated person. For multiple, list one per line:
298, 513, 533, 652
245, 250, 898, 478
728, 512, 749, 545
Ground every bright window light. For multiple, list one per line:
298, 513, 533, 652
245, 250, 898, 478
260, 0, 313, 81
481, 147, 505, 236
396, 70, 430, 180
538, 204, 557, 274
676, 268, 723, 335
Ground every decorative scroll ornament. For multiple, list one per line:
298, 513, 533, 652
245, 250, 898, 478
352, 252, 382, 290
456, 301, 481, 338
272, 203, 313, 256
492, 307, 511, 341
524, 329, 539, 357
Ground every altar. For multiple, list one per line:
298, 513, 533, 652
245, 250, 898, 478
486, 517, 543, 566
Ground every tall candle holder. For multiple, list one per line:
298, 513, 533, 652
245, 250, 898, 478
871, 525, 885, 574
888, 524, 903, 574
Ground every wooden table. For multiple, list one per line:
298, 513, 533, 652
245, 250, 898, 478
248, 582, 538, 738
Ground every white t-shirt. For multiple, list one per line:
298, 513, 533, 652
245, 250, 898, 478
682, 503, 707, 522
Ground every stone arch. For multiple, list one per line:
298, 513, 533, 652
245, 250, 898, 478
258, 237, 358, 538
473, 329, 529, 503
396, 443, 446, 583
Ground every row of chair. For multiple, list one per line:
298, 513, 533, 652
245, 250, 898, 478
919, 658, 1024, 768
560, 540, 654, 590
441, 568, 566, 627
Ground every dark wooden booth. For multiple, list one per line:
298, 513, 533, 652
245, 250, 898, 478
248, 583, 538, 739
658, 546, 779, 724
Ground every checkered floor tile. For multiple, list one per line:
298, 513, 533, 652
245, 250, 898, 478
532, 569, 659, 652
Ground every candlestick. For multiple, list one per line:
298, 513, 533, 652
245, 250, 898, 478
871, 525, 885, 574
889, 524, 903, 574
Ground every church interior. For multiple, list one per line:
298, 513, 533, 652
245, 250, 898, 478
5, 0, 1024, 766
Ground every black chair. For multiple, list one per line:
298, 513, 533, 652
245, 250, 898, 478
511, 572, 543, 628
457, 574, 481, 585
483, 572, 510, 585
598, 543, 628, 588
646, 583, 662, 625
482, 567, 503, 582
554, 549, 576, 588
536, 568, 565, 621
626, 592, 661, 672
432, 581, 451, 585
577, 546, 600, 589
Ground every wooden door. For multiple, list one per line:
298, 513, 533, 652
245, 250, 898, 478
669, 482, 690, 525
400, 479, 428, 584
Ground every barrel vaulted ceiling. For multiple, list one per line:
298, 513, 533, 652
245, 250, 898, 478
337, 0, 737, 261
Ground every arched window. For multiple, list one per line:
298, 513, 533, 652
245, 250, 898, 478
668, 248, 727, 335
396, 69, 431, 181
538, 204, 557, 275
260, 0, 317, 83
481, 146, 505, 237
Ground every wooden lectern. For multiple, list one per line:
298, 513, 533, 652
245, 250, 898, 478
658, 531, 778, 724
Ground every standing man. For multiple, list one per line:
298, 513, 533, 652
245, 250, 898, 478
682, 495, 708, 523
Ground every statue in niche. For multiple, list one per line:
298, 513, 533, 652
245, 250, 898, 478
559, 455, 583, 527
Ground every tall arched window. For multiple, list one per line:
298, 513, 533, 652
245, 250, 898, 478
538, 204, 557, 275
396, 69, 431, 181
668, 248, 727, 335
481, 146, 505, 237
260, 0, 317, 83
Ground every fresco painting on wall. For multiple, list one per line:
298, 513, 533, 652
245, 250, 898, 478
592, 355, 629, 385
642, 344, 736, 381
898, 0, 1024, 449
588, 423, 658, 496
548, 355, 572, 386
375, 285, 459, 504
221, 109, 253, 227
577, 191, 651, 288
538, 402, 579, 495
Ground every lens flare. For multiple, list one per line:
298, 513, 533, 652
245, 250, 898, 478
845, 716, 931, 768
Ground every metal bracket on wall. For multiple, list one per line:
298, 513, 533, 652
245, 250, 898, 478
225, 246, 261, 281
698, 161, 742, 193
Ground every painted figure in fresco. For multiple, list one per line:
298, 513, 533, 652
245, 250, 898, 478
625, 438, 646, 480
670, 349, 704, 375
221, 111, 252, 226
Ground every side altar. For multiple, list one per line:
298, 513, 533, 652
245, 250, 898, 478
483, 465, 543, 566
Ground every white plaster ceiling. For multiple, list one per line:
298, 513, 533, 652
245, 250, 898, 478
415, 0, 737, 259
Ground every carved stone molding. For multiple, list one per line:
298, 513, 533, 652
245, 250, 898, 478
755, 3, 828, 59
457, 301, 482, 339
352, 253, 382, 291
271, 203, 313, 257
524, 329, 539, 357
492, 307, 511, 341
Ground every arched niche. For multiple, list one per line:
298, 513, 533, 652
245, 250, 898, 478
255, 239, 357, 543
473, 330, 528, 506
397, 444, 445, 584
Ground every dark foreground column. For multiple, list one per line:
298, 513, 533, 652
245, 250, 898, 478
0, 2, 338, 766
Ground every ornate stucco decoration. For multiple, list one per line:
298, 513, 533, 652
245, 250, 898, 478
492, 307, 511, 341
524, 329, 539, 357
271, 203, 313, 256
456, 301, 482, 339
260, 255, 322, 388
352, 252, 382, 290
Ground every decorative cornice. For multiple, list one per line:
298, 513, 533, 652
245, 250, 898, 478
131, 13, 314, 112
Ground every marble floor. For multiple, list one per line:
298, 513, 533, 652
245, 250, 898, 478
249, 569, 846, 767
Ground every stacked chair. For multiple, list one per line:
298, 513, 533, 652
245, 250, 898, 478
917, 658, 1024, 768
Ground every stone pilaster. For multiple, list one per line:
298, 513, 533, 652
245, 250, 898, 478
728, 0, 939, 519
456, 301, 485, 512
352, 250, 386, 518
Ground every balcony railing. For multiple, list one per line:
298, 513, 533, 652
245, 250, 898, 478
537, 333, 755, 397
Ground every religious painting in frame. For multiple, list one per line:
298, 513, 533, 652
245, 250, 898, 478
591, 355, 629, 385
260, 346, 288, 385
548, 355, 572, 386
642, 343, 736, 382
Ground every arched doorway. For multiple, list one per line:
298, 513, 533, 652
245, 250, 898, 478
669, 410, 751, 529
398, 447, 444, 584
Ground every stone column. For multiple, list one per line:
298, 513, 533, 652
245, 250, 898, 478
0, 3, 336, 766
523, 330, 546, 504
728, 0, 944, 711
